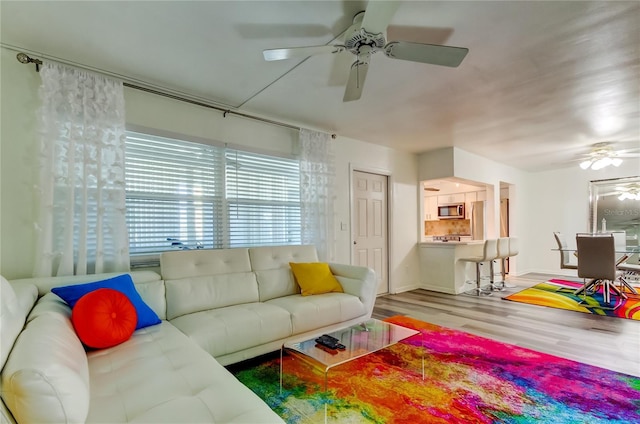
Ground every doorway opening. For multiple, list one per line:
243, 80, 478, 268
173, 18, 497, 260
500, 181, 515, 273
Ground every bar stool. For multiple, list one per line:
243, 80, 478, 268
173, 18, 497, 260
504, 237, 519, 288
491, 238, 510, 291
459, 239, 498, 296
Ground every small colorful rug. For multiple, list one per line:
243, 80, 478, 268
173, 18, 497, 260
504, 279, 640, 320
232, 315, 640, 423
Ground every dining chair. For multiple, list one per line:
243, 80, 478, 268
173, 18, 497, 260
553, 232, 578, 270
575, 233, 626, 308
617, 262, 640, 294
610, 231, 639, 295
459, 239, 498, 296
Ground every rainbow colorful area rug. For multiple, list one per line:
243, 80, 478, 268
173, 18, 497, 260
232, 315, 640, 423
504, 279, 640, 320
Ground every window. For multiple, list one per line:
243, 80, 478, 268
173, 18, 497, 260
226, 149, 301, 247
124, 131, 301, 256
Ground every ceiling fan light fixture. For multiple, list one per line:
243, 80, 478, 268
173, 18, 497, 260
579, 160, 593, 170
580, 155, 623, 170
594, 157, 612, 170
578, 142, 635, 170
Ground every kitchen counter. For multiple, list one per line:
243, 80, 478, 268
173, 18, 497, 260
419, 241, 486, 294
420, 240, 479, 246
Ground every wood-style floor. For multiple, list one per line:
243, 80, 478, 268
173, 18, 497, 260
372, 273, 640, 377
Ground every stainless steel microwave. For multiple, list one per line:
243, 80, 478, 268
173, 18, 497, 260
437, 203, 465, 219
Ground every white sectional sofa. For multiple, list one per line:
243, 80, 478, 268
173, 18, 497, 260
1, 245, 377, 423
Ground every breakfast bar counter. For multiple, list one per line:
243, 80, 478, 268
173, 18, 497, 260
419, 241, 484, 294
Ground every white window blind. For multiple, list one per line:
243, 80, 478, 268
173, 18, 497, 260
124, 131, 301, 255
226, 149, 301, 247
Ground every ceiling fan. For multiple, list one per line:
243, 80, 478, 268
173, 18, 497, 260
262, 2, 469, 102
577, 142, 640, 170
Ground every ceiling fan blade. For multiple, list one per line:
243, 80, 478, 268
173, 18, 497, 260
263, 45, 344, 61
361, 1, 400, 34
384, 41, 469, 67
343, 61, 369, 102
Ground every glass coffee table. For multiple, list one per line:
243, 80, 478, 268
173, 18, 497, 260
279, 318, 423, 396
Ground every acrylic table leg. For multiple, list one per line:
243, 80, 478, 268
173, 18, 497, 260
421, 332, 425, 380
324, 370, 328, 424
279, 347, 283, 395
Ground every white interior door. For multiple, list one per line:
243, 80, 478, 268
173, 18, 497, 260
352, 170, 389, 295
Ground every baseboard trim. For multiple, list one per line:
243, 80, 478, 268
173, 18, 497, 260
390, 283, 421, 294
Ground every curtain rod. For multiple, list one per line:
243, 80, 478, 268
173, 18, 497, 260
121, 82, 301, 132
14, 51, 337, 136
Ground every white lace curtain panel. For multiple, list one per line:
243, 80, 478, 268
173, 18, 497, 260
34, 62, 130, 277
298, 129, 336, 262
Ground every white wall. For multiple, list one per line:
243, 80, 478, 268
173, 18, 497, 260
334, 136, 420, 293
417, 148, 454, 181
525, 159, 640, 276
0, 48, 42, 279
0, 46, 420, 292
418, 147, 531, 276
125, 88, 297, 156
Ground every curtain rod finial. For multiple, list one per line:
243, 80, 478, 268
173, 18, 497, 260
16, 52, 30, 64
16, 52, 43, 71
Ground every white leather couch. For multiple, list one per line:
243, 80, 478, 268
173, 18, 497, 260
1, 245, 377, 423
161, 245, 377, 365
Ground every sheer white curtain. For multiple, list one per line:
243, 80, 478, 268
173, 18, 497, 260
34, 62, 129, 277
298, 129, 336, 261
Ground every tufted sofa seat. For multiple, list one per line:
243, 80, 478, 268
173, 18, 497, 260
1, 245, 376, 423
162, 245, 377, 365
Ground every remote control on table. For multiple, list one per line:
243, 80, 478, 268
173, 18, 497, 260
315, 335, 346, 350
315, 343, 339, 354
315, 335, 336, 346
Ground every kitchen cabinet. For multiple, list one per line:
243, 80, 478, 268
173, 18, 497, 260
423, 190, 486, 222
438, 193, 465, 204
425, 196, 439, 220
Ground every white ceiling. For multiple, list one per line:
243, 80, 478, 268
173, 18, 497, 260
2, 1, 639, 172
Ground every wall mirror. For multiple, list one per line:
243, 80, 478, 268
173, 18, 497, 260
590, 176, 640, 249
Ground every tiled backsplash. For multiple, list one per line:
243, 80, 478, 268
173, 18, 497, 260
425, 219, 471, 236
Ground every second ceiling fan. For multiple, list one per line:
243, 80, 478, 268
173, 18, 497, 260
263, 2, 469, 102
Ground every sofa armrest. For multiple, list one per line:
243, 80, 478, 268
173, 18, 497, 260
328, 263, 377, 317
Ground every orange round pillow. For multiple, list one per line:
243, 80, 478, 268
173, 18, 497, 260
71, 288, 137, 349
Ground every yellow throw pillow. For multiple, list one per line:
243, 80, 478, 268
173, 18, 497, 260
289, 262, 343, 296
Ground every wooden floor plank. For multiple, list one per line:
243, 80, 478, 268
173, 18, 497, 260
373, 273, 640, 377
